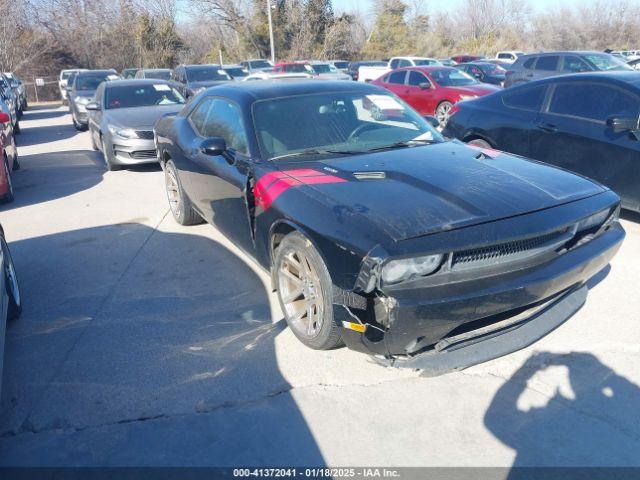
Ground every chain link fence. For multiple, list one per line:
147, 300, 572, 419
22, 75, 60, 103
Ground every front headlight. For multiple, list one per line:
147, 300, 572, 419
381, 254, 444, 285
108, 125, 136, 139
576, 208, 614, 232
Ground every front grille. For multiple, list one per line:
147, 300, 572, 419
135, 130, 154, 139
451, 229, 570, 270
130, 150, 157, 159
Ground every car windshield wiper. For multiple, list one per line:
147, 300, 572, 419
367, 139, 437, 152
270, 148, 358, 161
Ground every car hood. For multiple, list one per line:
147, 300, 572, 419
273, 142, 605, 242
73, 89, 96, 98
442, 84, 500, 96
105, 104, 184, 129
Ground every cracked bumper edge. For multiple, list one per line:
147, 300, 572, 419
380, 284, 588, 376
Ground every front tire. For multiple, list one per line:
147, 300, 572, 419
274, 231, 343, 350
164, 159, 201, 225
1, 233, 21, 321
101, 137, 120, 171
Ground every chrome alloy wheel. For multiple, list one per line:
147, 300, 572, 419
436, 102, 452, 126
278, 250, 324, 338
165, 167, 181, 218
4, 158, 13, 198
4, 243, 19, 308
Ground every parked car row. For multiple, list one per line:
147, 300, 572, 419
0, 72, 23, 204
46, 56, 637, 372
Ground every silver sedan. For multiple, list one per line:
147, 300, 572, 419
86, 79, 186, 171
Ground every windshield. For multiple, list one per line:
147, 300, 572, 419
413, 59, 439, 66
333, 61, 348, 69
284, 64, 311, 73
430, 68, 478, 86
105, 83, 185, 109
123, 69, 138, 79
252, 91, 443, 160
143, 70, 171, 80
61, 71, 75, 80
186, 67, 231, 82
249, 60, 273, 69
76, 74, 111, 91
584, 53, 632, 71
225, 68, 248, 77
312, 64, 336, 74
479, 63, 506, 74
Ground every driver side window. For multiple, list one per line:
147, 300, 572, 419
202, 99, 249, 154
189, 98, 213, 135
407, 71, 428, 87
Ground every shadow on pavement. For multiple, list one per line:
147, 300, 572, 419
485, 351, 640, 472
0, 223, 324, 466
621, 209, 640, 224
20, 109, 67, 122
0, 150, 104, 210
16, 124, 78, 148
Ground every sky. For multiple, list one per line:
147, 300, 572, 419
331, 0, 583, 16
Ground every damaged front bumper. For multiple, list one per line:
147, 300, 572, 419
338, 218, 624, 375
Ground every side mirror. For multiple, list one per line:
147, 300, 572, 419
0, 112, 10, 124
85, 102, 100, 111
418, 82, 431, 90
199, 137, 227, 156
424, 115, 440, 128
607, 116, 638, 133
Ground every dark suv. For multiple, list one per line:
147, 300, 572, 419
171, 64, 232, 97
504, 51, 631, 87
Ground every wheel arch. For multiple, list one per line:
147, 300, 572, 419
462, 130, 496, 148
268, 219, 333, 290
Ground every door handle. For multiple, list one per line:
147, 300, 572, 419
536, 122, 558, 133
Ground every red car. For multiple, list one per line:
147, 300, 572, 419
451, 55, 485, 64
371, 66, 500, 126
0, 111, 16, 203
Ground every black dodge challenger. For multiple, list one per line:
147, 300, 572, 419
154, 80, 624, 375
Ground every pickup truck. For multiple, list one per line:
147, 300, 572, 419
358, 57, 441, 83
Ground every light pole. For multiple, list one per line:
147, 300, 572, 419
266, 0, 275, 63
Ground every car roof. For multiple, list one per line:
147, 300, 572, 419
521, 51, 613, 57
76, 69, 117, 77
182, 64, 222, 69
223, 65, 245, 68
104, 78, 173, 88
201, 79, 383, 103
535, 71, 640, 87
397, 65, 455, 73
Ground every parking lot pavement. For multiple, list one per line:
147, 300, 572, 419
0, 105, 639, 467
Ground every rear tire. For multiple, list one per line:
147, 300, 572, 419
13, 121, 20, 135
1, 155, 14, 204
435, 101, 453, 127
274, 231, 343, 350
164, 159, 202, 225
1, 233, 21, 321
